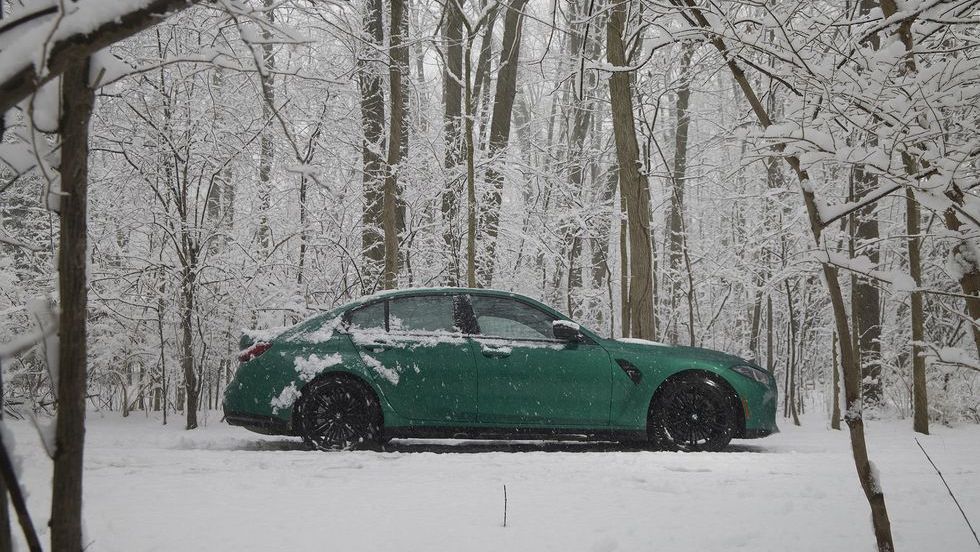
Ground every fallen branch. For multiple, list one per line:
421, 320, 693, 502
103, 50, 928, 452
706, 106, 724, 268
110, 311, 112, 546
915, 438, 980, 548
0, 361, 43, 552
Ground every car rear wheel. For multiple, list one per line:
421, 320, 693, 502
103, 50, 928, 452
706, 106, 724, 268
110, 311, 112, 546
649, 375, 737, 452
297, 375, 382, 451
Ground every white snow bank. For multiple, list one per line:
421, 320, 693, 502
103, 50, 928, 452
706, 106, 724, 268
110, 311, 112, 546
7, 414, 980, 551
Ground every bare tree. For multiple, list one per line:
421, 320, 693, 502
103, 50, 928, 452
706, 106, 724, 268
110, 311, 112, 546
477, 0, 530, 287
384, 0, 409, 289
450, 1, 498, 288
849, 0, 884, 406
441, 0, 465, 286
665, 44, 693, 344
50, 57, 96, 552
907, 188, 928, 434
359, 0, 387, 290
668, 2, 895, 549
607, 0, 655, 339
255, 0, 277, 252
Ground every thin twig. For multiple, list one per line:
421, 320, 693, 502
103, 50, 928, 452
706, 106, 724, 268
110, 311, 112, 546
915, 438, 980, 548
502, 484, 507, 528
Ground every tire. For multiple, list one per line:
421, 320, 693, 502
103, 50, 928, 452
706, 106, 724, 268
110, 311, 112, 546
297, 375, 382, 451
649, 375, 737, 452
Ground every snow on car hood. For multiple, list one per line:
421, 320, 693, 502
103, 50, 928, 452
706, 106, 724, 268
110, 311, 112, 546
615, 337, 669, 347
612, 338, 744, 365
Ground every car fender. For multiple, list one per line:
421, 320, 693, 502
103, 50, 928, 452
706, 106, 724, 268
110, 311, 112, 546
224, 334, 406, 431
606, 349, 748, 431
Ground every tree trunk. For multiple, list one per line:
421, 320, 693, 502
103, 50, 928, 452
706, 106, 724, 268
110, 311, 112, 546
766, 294, 773, 372
51, 57, 95, 552
944, 193, 980, 357
359, 0, 387, 290
0, 10, 10, 546
566, 237, 584, 318
751, 154, 783, 363
205, 68, 235, 254
0, 374, 8, 552
618, 171, 630, 337
748, 288, 762, 362
464, 29, 478, 288
832, 331, 842, 430
298, 172, 308, 286
471, 2, 499, 139
666, 44, 693, 344
441, 0, 464, 286
477, 0, 529, 287
383, 0, 408, 289
851, 169, 883, 406
907, 189, 928, 434
591, 170, 617, 285
397, 10, 410, 250
179, 253, 198, 430
255, 0, 276, 252
562, 0, 601, 314
608, 0, 655, 340
785, 281, 801, 426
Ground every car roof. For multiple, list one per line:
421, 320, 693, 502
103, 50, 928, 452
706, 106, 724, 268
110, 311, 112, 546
342, 287, 567, 318
351, 287, 536, 303
279, 287, 593, 342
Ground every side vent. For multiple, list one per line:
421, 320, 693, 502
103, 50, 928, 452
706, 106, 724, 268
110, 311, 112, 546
615, 359, 642, 384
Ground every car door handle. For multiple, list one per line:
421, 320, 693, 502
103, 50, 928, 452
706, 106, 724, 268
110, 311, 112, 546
365, 341, 392, 353
482, 347, 512, 358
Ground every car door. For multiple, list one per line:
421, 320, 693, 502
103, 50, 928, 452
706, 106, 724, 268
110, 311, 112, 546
346, 294, 478, 423
466, 294, 612, 427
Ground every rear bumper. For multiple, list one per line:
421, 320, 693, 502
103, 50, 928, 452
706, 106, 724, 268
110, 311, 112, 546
224, 411, 294, 436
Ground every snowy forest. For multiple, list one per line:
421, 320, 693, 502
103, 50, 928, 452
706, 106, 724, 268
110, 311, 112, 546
1, 0, 979, 551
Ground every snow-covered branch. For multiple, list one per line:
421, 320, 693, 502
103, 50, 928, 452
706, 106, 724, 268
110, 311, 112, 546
0, 0, 201, 115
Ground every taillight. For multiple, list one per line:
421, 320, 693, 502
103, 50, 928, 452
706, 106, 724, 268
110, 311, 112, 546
238, 342, 271, 363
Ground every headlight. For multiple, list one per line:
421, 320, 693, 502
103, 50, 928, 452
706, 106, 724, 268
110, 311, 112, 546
731, 364, 770, 385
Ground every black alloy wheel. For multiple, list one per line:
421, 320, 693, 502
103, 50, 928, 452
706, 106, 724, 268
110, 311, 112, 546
298, 376, 382, 451
650, 375, 737, 452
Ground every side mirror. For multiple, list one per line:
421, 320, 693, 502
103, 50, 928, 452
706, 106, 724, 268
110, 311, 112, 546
553, 320, 584, 342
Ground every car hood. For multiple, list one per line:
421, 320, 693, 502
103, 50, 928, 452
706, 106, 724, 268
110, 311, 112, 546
606, 337, 745, 367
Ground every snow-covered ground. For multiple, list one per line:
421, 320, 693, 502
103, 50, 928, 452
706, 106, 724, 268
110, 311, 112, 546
8, 412, 980, 551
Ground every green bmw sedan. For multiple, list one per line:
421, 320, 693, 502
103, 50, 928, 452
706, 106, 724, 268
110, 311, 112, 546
223, 288, 778, 451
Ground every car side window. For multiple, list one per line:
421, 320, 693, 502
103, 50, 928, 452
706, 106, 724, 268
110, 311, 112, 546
388, 295, 458, 333
348, 301, 385, 330
469, 295, 555, 340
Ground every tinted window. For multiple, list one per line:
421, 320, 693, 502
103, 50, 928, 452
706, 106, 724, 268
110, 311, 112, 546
469, 296, 555, 340
348, 301, 385, 330
388, 296, 458, 333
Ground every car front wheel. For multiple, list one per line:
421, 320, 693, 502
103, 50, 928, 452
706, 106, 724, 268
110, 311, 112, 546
297, 375, 382, 451
649, 375, 737, 452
